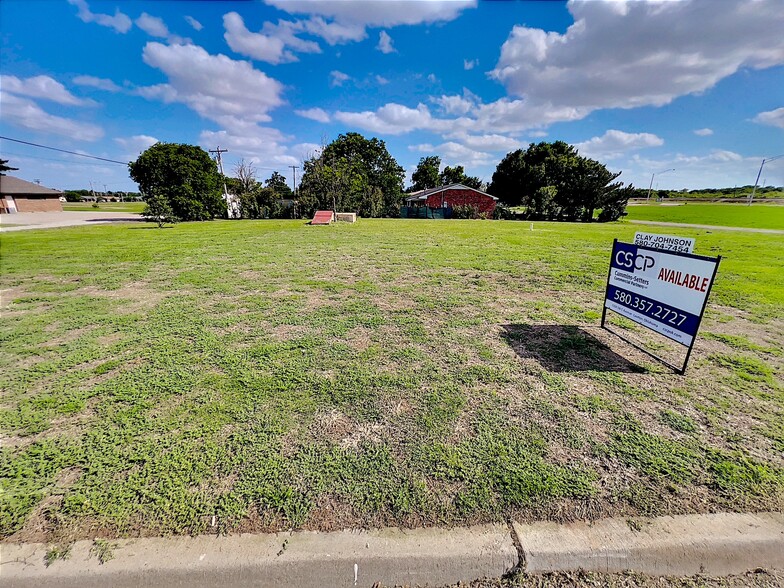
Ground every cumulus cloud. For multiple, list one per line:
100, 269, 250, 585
433, 88, 480, 116
694, 128, 714, 136
223, 13, 322, 63
67, 0, 131, 33
376, 75, 390, 85
265, 0, 475, 28
753, 107, 784, 129
490, 0, 784, 115
185, 15, 203, 31
138, 42, 285, 126
73, 75, 122, 92
0, 92, 103, 141
114, 134, 159, 157
410, 141, 494, 167
295, 107, 330, 123
330, 70, 351, 87
199, 127, 300, 167
575, 129, 664, 159
135, 12, 188, 44
463, 58, 478, 70
1, 74, 92, 106
377, 31, 395, 54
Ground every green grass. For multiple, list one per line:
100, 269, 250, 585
624, 203, 784, 230
1, 218, 782, 541
62, 202, 145, 213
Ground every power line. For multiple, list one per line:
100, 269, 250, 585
0, 136, 128, 165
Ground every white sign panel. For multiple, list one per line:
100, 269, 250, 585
605, 241, 719, 347
634, 232, 694, 253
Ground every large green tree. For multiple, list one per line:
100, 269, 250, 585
298, 133, 404, 217
488, 141, 631, 222
439, 165, 482, 189
411, 156, 441, 191
128, 143, 225, 221
265, 171, 293, 198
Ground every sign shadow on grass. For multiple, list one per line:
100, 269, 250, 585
501, 324, 646, 373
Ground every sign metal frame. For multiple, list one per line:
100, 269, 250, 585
600, 238, 721, 375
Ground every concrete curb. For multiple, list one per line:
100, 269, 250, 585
0, 524, 517, 588
2, 513, 782, 587
515, 512, 784, 576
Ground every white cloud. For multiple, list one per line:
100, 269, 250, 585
490, 0, 784, 118
427, 73, 437, 83
377, 31, 395, 54
199, 127, 300, 167
433, 88, 480, 116
138, 42, 285, 126
185, 15, 203, 31
136, 13, 169, 38
575, 129, 664, 159
463, 58, 478, 70
529, 130, 548, 138
73, 75, 122, 92
265, 0, 476, 28
376, 75, 390, 85
1, 74, 91, 106
135, 12, 188, 44
410, 141, 494, 167
753, 107, 784, 129
446, 132, 521, 152
295, 107, 330, 123
114, 134, 158, 158
330, 70, 351, 87
694, 128, 714, 136
223, 14, 323, 63
335, 102, 451, 135
67, 0, 132, 33
224, 12, 292, 64
0, 92, 103, 141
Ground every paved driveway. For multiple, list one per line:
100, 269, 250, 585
0, 211, 142, 232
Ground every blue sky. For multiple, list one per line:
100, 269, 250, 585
1, 0, 783, 193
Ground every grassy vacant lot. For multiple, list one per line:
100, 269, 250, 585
62, 202, 145, 213
624, 202, 784, 230
1, 219, 782, 544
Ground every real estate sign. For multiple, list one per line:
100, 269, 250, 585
634, 231, 695, 253
604, 241, 720, 348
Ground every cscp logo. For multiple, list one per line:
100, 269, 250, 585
614, 248, 655, 272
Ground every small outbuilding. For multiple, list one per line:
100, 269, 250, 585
1, 176, 64, 213
401, 183, 498, 219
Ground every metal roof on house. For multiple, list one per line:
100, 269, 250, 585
404, 183, 498, 202
0, 176, 63, 196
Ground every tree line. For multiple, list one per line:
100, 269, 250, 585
128, 134, 638, 224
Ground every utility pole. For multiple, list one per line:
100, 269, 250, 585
748, 154, 784, 206
289, 165, 299, 196
210, 146, 234, 218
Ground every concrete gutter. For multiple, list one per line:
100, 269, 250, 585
2, 513, 783, 587
516, 511, 784, 577
0, 524, 517, 588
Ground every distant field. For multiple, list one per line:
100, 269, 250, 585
1, 219, 781, 543
625, 203, 784, 230
63, 202, 145, 213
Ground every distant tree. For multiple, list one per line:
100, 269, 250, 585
0, 159, 18, 176
233, 159, 258, 194
265, 171, 293, 198
298, 132, 404, 217
142, 193, 178, 228
489, 141, 630, 222
129, 143, 225, 221
439, 165, 482, 189
411, 156, 441, 191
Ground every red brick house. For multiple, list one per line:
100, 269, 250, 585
402, 183, 498, 218
1, 176, 64, 213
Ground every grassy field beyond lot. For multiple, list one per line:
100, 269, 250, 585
63, 202, 145, 213
1, 219, 782, 543
624, 202, 784, 230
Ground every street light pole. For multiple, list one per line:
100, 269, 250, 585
646, 168, 675, 202
748, 154, 784, 206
